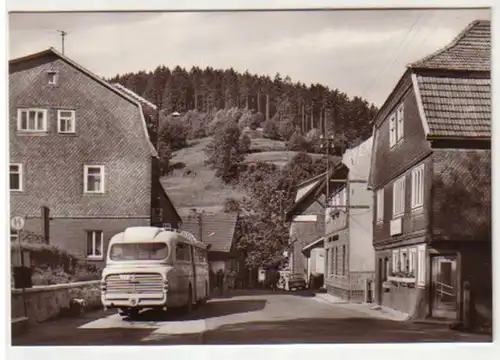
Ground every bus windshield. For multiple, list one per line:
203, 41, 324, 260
110, 242, 169, 261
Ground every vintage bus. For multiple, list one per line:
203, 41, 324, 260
100, 226, 210, 318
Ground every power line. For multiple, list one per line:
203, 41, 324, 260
360, 12, 424, 103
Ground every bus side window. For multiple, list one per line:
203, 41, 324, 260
176, 242, 191, 262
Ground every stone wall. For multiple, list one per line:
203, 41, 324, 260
11, 280, 101, 325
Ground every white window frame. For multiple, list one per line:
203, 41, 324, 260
389, 114, 397, 148
411, 164, 425, 209
376, 188, 384, 222
57, 110, 76, 134
417, 244, 426, 287
48, 71, 59, 85
84, 165, 105, 194
86, 230, 104, 259
409, 248, 417, 278
17, 108, 48, 132
10, 163, 23, 191
396, 104, 404, 142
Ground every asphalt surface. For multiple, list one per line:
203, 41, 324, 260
11, 289, 491, 345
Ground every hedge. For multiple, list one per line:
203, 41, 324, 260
12, 231, 102, 286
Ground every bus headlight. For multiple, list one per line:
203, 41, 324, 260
100, 280, 107, 292
164, 280, 169, 291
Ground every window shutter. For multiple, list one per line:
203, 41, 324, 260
397, 104, 404, 140
417, 244, 426, 287
392, 250, 398, 273
401, 177, 406, 214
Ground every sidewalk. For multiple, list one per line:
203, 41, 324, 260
315, 293, 410, 321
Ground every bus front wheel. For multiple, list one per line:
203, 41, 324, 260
184, 285, 193, 314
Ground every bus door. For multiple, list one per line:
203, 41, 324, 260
190, 245, 198, 301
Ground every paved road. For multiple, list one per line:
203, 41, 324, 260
12, 290, 491, 345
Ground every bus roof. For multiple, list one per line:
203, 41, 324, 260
108, 226, 209, 249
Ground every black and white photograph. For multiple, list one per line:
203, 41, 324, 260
3, 0, 496, 357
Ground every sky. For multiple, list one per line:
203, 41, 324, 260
8, 8, 491, 107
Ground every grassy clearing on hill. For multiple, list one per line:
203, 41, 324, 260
160, 137, 321, 215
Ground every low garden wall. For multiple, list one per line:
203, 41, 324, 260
11, 280, 101, 325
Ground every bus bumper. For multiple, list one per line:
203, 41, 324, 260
101, 293, 167, 309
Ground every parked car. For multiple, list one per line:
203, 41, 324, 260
288, 273, 307, 291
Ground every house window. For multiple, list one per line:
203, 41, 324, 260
57, 110, 76, 133
84, 165, 105, 193
341, 245, 347, 276
10, 164, 23, 191
389, 104, 404, 148
396, 104, 404, 141
332, 247, 337, 275
411, 164, 425, 209
86, 230, 103, 259
48, 71, 58, 85
417, 244, 426, 287
17, 108, 47, 132
392, 176, 405, 218
409, 248, 417, 278
376, 188, 384, 222
389, 114, 396, 147
392, 249, 399, 274
400, 248, 409, 274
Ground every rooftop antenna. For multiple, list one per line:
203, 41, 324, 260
57, 30, 68, 55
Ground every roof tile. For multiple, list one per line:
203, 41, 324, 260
417, 75, 491, 138
410, 20, 490, 71
179, 212, 238, 253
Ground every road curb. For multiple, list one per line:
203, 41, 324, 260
314, 293, 410, 322
11, 317, 30, 337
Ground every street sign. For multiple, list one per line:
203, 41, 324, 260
292, 214, 317, 223
11, 216, 25, 231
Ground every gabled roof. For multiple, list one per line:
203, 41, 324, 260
296, 172, 327, 188
159, 183, 183, 224
179, 212, 239, 253
9, 48, 157, 157
410, 20, 491, 139
413, 74, 490, 138
285, 162, 348, 222
112, 83, 157, 111
409, 20, 490, 72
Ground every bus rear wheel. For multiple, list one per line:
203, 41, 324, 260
197, 282, 209, 306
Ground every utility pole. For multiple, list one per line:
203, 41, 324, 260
277, 190, 285, 223
197, 211, 203, 243
320, 134, 335, 208
57, 30, 67, 55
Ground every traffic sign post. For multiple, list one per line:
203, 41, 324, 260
11, 216, 28, 319
11, 216, 25, 267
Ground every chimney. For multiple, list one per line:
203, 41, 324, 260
189, 208, 198, 219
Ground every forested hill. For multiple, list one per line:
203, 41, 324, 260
108, 66, 378, 143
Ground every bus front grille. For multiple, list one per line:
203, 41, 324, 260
105, 273, 164, 295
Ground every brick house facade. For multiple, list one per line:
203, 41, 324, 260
9, 48, 181, 267
368, 20, 491, 327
